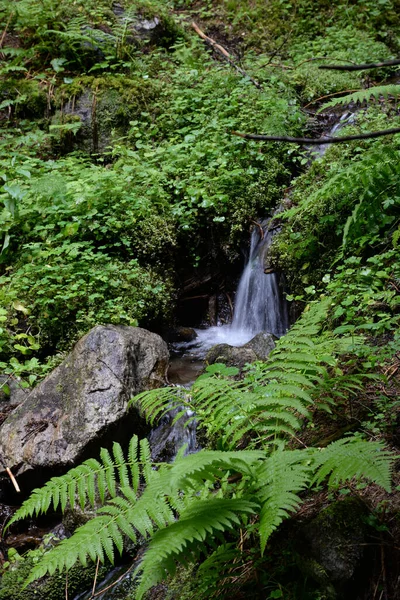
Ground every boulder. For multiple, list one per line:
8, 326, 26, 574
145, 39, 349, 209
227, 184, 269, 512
297, 497, 369, 598
0, 325, 168, 486
206, 332, 276, 370
167, 327, 198, 343
206, 344, 257, 370
243, 332, 277, 360
0, 376, 28, 412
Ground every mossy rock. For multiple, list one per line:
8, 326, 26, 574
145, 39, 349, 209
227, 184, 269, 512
0, 540, 108, 600
296, 497, 369, 599
54, 75, 162, 153
0, 78, 48, 118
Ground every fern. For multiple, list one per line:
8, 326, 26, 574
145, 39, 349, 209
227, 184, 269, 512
6, 437, 154, 528
318, 84, 400, 112
255, 449, 312, 552
312, 437, 393, 492
134, 498, 258, 599
8, 302, 394, 597
10, 431, 393, 595
281, 144, 400, 250
134, 300, 358, 450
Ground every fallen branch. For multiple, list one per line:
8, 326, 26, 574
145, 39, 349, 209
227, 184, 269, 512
303, 88, 359, 110
0, 12, 13, 50
6, 467, 20, 493
191, 22, 262, 89
319, 58, 400, 71
250, 219, 264, 240
0, 454, 21, 493
231, 127, 400, 144
260, 56, 358, 71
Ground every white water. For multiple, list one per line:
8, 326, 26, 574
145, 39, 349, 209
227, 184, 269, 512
176, 221, 288, 357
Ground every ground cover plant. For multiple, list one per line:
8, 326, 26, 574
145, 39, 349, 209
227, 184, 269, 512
1, 0, 400, 597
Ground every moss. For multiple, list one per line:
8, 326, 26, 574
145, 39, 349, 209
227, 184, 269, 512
0, 78, 48, 118
54, 74, 162, 153
0, 537, 108, 600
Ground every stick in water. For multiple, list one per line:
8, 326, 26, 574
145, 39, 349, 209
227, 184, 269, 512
6, 467, 20, 493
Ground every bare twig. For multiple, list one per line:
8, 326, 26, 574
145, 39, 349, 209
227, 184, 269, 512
191, 22, 262, 89
250, 219, 264, 240
91, 558, 100, 598
260, 56, 358, 71
65, 571, 68, 600
0, 12, 13, 51
303, 89, 359, 109
6, 468, 20, 493
231, 127, 400, 145
320, 58, 400, 71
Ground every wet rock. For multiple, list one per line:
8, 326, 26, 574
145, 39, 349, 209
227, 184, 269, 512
167, 327, 198, 343
243, 332, 277, 361
206, 344, 257, 370
0, 325, 168, 486
149, 407, 197, 462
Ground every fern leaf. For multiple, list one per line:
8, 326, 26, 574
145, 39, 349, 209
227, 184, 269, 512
135, 498, 258, 600
255, 449, 313, 552
100, 448, 117, 498
128, 435, 140, 494
318, 85, 400, 112
113, 441, 130, 489
312, 437, 393, 492
139, 438, 154, 484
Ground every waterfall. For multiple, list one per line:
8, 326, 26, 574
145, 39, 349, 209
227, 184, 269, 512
231, 223, 288, 337
174, 221, 288, 357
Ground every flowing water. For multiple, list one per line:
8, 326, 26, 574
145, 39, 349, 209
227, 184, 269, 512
171, 220, 288, 362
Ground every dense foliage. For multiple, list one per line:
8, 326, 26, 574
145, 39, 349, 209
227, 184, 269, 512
1, 0, 400, 598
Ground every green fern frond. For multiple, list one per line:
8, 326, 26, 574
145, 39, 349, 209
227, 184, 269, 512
312, 437, 393, 492
255, 449, 313, 551
318, 84, 400, 112
7, 436, 154, 530
134, 498, 258, 600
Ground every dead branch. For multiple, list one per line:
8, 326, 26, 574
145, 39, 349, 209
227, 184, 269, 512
191, 22, 262, 89
90, 558, 100, 598
319, 58, 400, 71
231, 127, 400, 144
6, 468, 20, 493
260, 56, 358, 71
303, 88, 359, 109
0, 12, 13, 50
250, 219, 264, 240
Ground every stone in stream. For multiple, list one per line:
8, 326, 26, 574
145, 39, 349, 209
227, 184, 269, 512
0, 325, 168, 497
243, 331, 277, 360
206, 332, 277, 370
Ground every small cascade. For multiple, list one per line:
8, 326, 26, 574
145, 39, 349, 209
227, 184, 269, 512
231, 223, 288, 337
171, 220, 288, 360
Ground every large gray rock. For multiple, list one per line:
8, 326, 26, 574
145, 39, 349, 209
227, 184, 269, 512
0, 325, 168, 479
206, 332, 276, 370
243, 332, 277, 360
206, 344, 257, 370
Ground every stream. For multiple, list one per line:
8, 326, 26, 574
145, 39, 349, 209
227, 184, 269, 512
168, 219, 288, 386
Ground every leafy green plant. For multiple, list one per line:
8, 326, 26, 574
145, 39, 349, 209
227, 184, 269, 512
7, 300, 394, 598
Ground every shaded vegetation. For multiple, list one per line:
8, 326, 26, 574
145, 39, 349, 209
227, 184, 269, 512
1, 0, 400, 598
